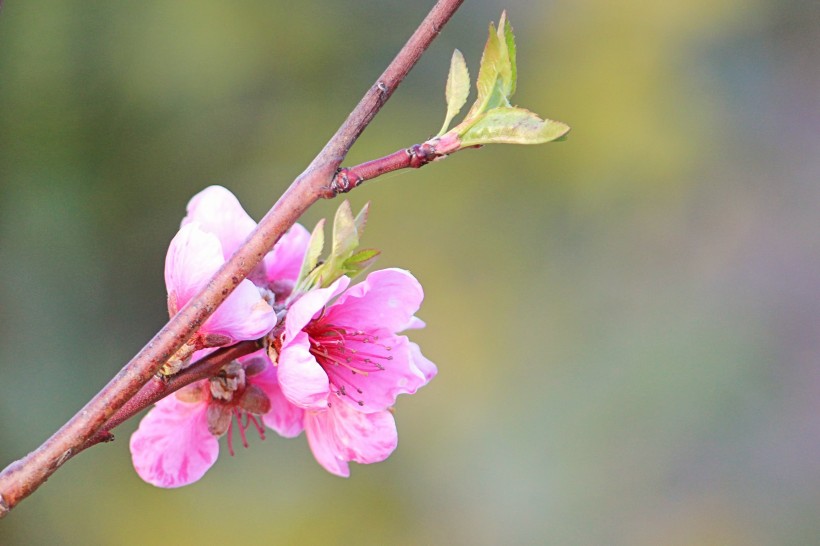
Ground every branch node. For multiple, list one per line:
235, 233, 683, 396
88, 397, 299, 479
408, 142, 437, 168
330, 167, 364, 195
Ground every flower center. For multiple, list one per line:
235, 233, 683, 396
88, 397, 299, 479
209, 362, 246, 401
258, 280, 295, 309
306, 321, 393, 407
206, 359, 272, 454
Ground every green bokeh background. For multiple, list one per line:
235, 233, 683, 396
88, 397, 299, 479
1, 1, 818, 544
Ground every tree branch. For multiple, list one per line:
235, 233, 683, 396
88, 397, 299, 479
0, 0, 463, 517
80, 339, 263, 451
329, 134, 465, 194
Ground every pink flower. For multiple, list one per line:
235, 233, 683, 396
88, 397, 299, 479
277, 268, 436, 413
165, 223, 277, 348
162, 185, 309, 370
300, 337, 436, 476
304, 404, 398, 478
251, 356, 306, 439
131, 185, 315, 486
181, 185, 310, 302
272, 268, 437, 476
134, 187, 437, 483
129, 391, 218, 488
130, 351, 285, 488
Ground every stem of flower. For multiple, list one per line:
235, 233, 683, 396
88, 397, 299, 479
0, 0, 464, 517
78, 340, 262, 452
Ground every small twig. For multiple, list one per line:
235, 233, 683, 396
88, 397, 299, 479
0, 0, 464, 517
331, 142, 441, 194
81, 339, 263, 451
330, 132, 465, 194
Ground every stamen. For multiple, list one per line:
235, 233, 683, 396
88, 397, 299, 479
248, 414, 266, 439
321, 351, 370, 376
307, 320, 395, 408
237, 411, 250, 449
226, 420, 235, 457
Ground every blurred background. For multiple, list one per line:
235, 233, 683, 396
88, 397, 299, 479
1, 0, 818, 544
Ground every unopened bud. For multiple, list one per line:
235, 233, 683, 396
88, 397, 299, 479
201, 333, 232, 348
243, 356, 268, 377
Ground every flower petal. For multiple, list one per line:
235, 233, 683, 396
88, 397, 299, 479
182, 185, 257, 260
263, 223, 310, 283
202, 278, 276, 342
326, 333, 429, 413
164, 223, 224, 309
283, 276, 350, 343
129, 396, 218, 488
326, 268, 424, 333
277, 331, 330, 409
304, 403, 397, 477
404, 317, 427, 330
408, 341, 438, 383
248, 354, 306, 438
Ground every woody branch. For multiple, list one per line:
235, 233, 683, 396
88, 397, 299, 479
0, 0, 464, 517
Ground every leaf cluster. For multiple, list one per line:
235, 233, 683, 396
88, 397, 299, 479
436, 12, 570, 148
294, 201, 379, 295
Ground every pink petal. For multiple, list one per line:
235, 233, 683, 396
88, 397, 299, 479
326, 333, 429, 413
129, 396, 219, 488
182, 185, 257, 260
202, 278, 276, 342
304, 403, 397, 477
249, 355, 306, 438
283, 276, 350, 342
326, 269, 424, 334
277, 331, 330, 409
262, 388, 306, 438
404, 317, 427, 330
408, 341, 437, 383
263, 223, 310, 283
164, 223, 224, 308
189, 347, 219, 363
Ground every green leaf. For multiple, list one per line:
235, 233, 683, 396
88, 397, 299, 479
297, 219, 325, 283
494, 11, 514, 102
437, 49, 470, 136
465, 12, 517, 121
466, 21, 505, 119
501, 11, 516, 97
354, 201, 370, 239
345, 248, 380, 266
342, 248, 381, 278
302, 201, 379, 289
459, 107, 571, 147
331, 200, 358, 259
